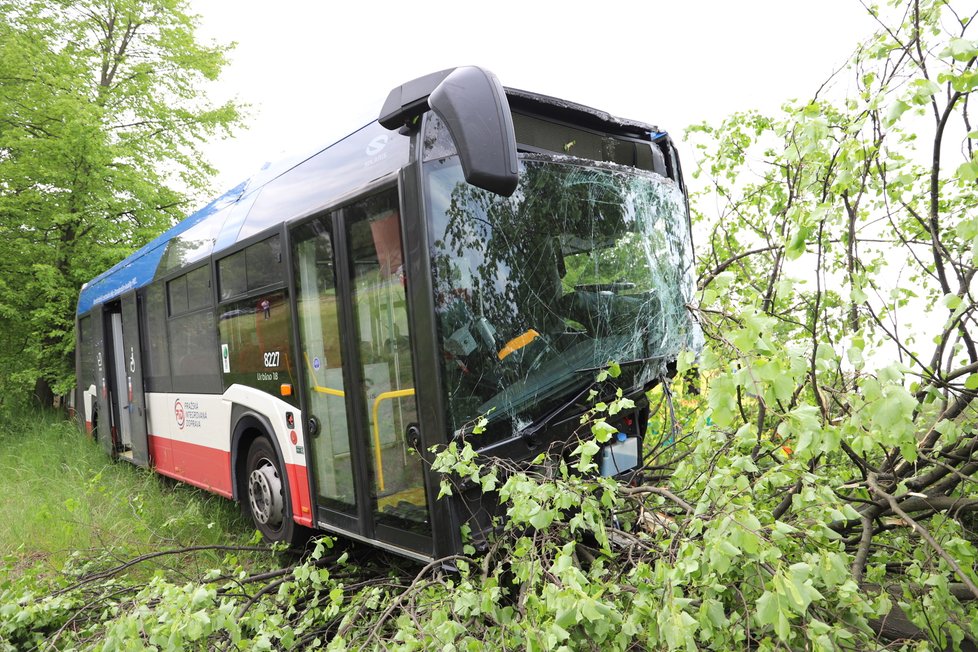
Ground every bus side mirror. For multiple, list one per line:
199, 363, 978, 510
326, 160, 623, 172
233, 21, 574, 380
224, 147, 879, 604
428, 67, 518, 197
380, 66, 519, 197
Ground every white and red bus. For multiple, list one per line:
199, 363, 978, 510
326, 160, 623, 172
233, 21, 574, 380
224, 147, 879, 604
75, 67, 699, 560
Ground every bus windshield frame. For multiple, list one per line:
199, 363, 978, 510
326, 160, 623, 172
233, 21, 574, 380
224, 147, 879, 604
423, 152, 699, 447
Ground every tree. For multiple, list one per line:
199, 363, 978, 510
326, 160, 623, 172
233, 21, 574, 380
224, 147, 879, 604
0, 0, 241, 408
679, 0, 978, 645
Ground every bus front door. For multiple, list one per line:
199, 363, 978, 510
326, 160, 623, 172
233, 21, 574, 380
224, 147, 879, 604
293, 185, 432, 556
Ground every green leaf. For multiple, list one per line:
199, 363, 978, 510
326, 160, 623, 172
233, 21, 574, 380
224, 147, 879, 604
785, 225, 812, 260
949, 70, 978, 92
943, 293, 963, 310
956, 161, 978, 182
676, 349, 698, 373
590, 421, 617, 443
886, 99, 910, 125
528, 508, 554, 530
942, 37, 978, 61
958, 217, 978, 240
910, 78, 941, 104
755, 591, 791, 640
965, 373, 978, 391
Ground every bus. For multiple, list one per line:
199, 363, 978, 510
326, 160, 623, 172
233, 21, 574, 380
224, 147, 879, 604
75, 66, 700, 561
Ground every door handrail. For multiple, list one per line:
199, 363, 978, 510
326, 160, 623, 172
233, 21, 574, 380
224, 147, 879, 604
303, 352, 345, 397
303, 351, 414, 494
371, 388, 415, 492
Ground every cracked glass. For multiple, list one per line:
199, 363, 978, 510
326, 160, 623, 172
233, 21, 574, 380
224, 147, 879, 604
425, 154, 700, 444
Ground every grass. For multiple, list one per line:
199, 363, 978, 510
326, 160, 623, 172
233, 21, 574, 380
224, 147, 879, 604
0, 409, 256, 576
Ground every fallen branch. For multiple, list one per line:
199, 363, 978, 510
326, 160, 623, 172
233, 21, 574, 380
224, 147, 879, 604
50, 544, 272, 598
620, 485, 695, 514
867, 474, 978, 601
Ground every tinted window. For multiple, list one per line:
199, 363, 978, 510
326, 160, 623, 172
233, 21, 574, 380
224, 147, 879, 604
218, 290, 296, 405
218, 235, 282, 301
168, 265, 213, 317
78, 315, 94, 388
218, 250, 247, 300
142, 282, 171, 391
168, 310, 222, 393
245, 236, 282, 290
187, 265, 212, 311
168, 275, 188, 316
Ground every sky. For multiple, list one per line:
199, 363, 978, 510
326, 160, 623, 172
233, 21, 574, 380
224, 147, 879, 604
192, 0, 879, 194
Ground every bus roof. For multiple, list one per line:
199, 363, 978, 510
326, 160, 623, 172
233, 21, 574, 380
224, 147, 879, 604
77, 83, 676, 317
76, 119, 405, 315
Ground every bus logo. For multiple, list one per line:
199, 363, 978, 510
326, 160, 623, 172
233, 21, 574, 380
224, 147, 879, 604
174, 399, 185, 430
365, 135, 388, 156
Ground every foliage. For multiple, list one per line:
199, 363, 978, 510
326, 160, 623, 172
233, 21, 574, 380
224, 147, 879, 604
5, 0, 978, 649
680, 0, 978, 645
0, 0, 242, 407
0, 398, 955, 650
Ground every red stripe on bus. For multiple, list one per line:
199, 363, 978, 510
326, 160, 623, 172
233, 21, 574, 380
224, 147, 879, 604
148, 435, 233, 498
286, 463, 313, 527
85, 421, 93, 435
148, 435, 312, 527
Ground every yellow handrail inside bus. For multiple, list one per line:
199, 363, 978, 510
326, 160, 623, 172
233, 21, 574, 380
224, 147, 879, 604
303, 352, 345, 397
304, 351, 413, 494
371, 388, 415, 492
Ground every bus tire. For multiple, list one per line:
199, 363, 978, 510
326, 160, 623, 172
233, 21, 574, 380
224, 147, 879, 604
243, 435, 308, 548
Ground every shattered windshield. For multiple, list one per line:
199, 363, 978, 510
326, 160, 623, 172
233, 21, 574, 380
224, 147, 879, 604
425, 154, 699, 442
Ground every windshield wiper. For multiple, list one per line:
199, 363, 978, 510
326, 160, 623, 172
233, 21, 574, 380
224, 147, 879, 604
472, 374, 595, 456
522, 378, 595, 438
575, 355, 659, 375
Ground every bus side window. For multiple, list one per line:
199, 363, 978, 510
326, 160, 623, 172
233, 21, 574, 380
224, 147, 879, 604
166, 266, 221, 393
217, 235, 282, 302
142, 282, 171, 392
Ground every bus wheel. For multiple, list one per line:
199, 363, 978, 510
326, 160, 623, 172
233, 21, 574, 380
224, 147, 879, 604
244, 436, 305, 547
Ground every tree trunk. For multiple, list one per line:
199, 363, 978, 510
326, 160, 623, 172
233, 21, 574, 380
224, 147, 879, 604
32, 377, 55, 410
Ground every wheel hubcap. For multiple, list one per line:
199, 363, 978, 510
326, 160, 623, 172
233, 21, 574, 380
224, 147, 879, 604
248, 458, 283, 528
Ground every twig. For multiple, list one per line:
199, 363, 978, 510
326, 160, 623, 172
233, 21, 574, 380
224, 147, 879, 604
619, 485, 694, 514
236, 576, 292, 620
49, 545, 271, 598
360, 555, 468, 649
852, 514, 875, 583
772, 479, 802, 521
867, 474, 978, 600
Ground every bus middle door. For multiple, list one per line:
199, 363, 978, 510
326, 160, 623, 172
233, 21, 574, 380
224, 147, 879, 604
119, 292, 150, 466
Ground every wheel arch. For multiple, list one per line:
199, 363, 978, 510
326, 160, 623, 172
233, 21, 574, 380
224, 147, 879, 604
230, 405, 288, 504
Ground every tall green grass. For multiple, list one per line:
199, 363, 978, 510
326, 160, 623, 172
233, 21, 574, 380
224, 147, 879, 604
0, 410, 254, 574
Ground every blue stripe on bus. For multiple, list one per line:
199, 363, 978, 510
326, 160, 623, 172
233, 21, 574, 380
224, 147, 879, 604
76, 180, 249, 315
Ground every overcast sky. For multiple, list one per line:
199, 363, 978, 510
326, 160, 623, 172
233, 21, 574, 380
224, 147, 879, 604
192, 1, 879, 193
